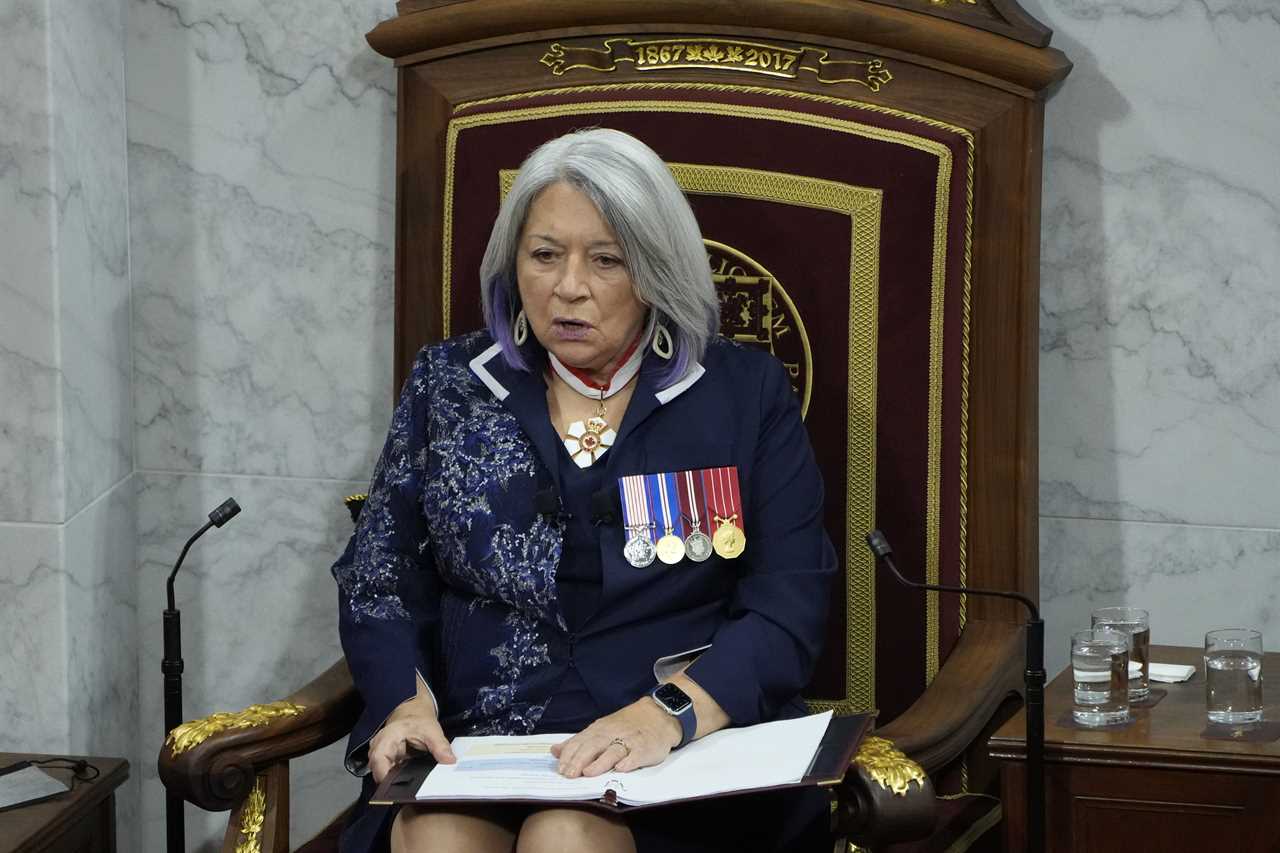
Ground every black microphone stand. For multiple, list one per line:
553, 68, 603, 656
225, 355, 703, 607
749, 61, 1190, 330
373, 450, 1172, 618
865, 530, 1045, 853
163, 498, 241, 853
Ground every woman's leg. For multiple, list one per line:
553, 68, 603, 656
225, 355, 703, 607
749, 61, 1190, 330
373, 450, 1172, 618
392, 804, 524, 853
516, 807, 637, 853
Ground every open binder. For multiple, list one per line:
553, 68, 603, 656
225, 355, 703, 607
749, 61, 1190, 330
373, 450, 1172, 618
371, 711, 872, 811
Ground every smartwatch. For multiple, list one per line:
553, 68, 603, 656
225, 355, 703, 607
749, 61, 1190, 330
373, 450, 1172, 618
650, 682, 697, 749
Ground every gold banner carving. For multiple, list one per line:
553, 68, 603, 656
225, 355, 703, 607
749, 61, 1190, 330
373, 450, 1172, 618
540, 39, 893, 92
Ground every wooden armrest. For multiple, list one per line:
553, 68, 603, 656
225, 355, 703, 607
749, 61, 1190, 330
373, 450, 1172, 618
159, 659, 362, 811
875, 620, 1024, 773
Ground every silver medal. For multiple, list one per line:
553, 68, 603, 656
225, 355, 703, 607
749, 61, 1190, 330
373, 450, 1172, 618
684, 530, 713, 562
624, 534, 656, 568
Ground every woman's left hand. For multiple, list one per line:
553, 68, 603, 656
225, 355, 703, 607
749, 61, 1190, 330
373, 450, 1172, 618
551, 698, 683, 778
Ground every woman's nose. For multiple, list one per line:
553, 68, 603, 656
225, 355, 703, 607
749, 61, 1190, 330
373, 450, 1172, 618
554, 255, 590, 300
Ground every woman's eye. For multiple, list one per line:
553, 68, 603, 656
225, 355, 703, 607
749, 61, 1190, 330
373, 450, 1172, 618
595, 255, 622, 269
532, 249, 556, 262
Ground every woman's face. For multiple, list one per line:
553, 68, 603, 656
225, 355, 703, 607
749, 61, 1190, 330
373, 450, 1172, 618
516, 182, 648, 382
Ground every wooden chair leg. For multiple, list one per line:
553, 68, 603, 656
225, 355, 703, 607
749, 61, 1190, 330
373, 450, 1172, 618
221, 762, 290, 853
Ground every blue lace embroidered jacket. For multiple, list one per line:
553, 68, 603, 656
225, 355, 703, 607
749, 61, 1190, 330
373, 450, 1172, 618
331, 331, 836, 807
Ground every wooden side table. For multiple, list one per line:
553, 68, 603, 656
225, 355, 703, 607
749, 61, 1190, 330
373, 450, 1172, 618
0, 754, 129, 853
989, 645, 1280, 852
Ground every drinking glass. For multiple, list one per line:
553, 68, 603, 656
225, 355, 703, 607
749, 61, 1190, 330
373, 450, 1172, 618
1071, 628, 1131, 726
1092, 607, 1150, 701
1205, 628, 1264, 724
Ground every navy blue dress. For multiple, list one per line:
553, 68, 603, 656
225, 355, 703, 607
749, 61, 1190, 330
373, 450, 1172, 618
332, 332, 837, 852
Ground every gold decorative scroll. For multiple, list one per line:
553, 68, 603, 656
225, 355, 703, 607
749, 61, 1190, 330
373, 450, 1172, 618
233, 776, 267, 853
853, 736, 927, 796
540, 39, 893, 92
165, 701, 305, 756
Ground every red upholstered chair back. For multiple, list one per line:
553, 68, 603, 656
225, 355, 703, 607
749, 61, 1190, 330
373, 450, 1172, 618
373, 4, 1065, 727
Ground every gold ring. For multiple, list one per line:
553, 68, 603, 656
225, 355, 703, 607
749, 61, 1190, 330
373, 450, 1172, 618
609, 737, 630, 756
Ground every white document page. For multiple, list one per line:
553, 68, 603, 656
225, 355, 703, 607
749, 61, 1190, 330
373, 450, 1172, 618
615, 710, 832, 805
415, 711, 833, 807
416, 734, 609, 802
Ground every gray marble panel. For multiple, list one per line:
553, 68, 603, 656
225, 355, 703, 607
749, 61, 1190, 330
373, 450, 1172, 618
1035, 0, 1280, 528
64, 476, 138, 853
0, 522, 69, 752
128, 0, 397, 482
136, 472, 365, 852
0, 0, 63, 524
1041, 516, 1280, 678
52, 0, 133, 518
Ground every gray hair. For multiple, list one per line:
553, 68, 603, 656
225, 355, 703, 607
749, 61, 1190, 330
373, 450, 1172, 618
479, 128, 719, 387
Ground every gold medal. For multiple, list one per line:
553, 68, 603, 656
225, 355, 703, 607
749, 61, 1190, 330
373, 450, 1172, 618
712, 515, 745, 559
656, 531, 686, 565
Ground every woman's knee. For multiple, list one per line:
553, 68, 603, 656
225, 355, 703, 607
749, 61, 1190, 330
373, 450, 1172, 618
516, 808, 636, 853
392, 804, 520, 853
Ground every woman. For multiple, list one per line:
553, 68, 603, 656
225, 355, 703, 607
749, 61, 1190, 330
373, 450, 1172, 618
332, 128, 837, 852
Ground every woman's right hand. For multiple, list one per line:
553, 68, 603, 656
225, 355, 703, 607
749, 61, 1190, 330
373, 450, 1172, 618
368, 692, 457, 783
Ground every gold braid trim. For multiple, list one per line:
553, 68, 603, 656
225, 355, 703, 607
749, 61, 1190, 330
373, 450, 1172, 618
344, 493, 369, 505
233, 776, 267, 853
165, 701, 305, 756
853, 736, 927, 797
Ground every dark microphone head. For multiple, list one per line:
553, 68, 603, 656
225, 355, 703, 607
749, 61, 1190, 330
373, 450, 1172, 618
589, 488, 620, 525
865, 529, 893, 560
534, 487, 560, 517
209, 498, 241, 528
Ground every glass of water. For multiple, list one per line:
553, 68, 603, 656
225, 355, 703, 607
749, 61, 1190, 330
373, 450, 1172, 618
1205, 628, 1264, 724
1092, 607, 1150, 701
1072, 628, 1131, 726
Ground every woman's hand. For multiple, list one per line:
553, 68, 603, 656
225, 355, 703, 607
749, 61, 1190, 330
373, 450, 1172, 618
551, 698, 682, 778
368, 692, 456, 783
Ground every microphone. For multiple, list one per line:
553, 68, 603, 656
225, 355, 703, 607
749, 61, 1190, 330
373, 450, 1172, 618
162, 498, 240, 853
534, 486, 572, 523
589, 487, 620, 526
864, 530, 1046, 853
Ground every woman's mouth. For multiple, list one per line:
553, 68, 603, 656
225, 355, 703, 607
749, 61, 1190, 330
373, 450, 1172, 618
551, 318, 592, 341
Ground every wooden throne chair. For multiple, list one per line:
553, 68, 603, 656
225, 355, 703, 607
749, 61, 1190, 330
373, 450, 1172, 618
158, 2, 1070, 850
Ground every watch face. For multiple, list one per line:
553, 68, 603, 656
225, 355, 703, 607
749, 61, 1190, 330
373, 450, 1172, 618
653, 682, 693, 714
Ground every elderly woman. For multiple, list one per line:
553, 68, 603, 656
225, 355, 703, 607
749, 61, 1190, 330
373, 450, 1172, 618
332, 128, 836, 853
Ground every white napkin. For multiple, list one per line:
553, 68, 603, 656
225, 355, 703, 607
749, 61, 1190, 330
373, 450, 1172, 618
1076, 662, 1196, 683
1148, 662, 1195, 683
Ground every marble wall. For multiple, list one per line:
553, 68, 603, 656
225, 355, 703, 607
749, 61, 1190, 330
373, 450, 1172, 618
0, 0, 138, 849
1030, 0, 1280, 673
126, 0, 397, 847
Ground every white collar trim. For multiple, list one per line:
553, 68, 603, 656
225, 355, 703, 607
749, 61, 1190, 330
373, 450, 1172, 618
468, 342, 705, 406
468, 343, 509, 401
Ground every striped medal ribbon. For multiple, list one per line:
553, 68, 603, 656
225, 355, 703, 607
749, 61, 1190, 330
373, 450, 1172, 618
677, 470, 713, 562
651, 472, 687, 565
618, 474, 656, 568
705, 466, 746, 559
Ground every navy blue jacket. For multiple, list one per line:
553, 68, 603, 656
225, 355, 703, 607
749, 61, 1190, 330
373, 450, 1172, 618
331, 331, 836, 850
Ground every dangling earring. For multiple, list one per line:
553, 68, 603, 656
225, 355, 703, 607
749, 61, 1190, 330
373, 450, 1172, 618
653, 323, 674, 360
513, 309, 529, 346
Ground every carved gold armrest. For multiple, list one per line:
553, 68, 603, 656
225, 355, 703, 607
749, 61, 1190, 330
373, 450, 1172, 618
159, 659, 361, 811
874, 619, 1024, 773
836, 735, 937, 847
